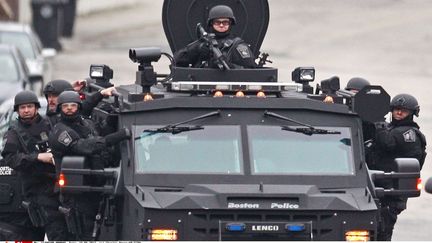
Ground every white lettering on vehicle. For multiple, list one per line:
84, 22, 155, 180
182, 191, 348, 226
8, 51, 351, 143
252, 225, 279, 231
270, 202, 300, 209
0, 166, 13, 176
227, 202, 260, 209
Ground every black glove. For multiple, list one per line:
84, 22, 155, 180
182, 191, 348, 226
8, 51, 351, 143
104, 128, 131, 146
198, 42, 211, 57
374, 122, 388, 131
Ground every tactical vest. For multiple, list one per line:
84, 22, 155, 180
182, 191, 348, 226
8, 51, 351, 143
412, 127, 427, 169
0, 120, 50, 213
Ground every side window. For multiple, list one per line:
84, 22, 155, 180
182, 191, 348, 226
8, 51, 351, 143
31, 29, 43, 54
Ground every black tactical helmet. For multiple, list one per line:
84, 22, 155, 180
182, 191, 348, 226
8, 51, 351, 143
390, 93, 420, 117
43, 79, 73, 97
207, 5, 236, 26
345, 77, 370, 91
14, 90, 40, 111
56, 91, 82, 112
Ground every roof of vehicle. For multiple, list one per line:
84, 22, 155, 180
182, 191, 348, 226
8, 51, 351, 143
0, 21, 33, 34
0, 43, 16, 52
0, 44, 30, 104
116, 83, 354, 116
0, 43, 28, 69
0, 44, 27, 70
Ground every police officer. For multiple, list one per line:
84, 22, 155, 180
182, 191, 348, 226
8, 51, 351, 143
174, 5, 257, 69
370, 93, 427, 241
345, 77, 371, 93
48, 91, 129, 240
1, 91, 69, 240
344, 77, 376, 140
43, 79, 117, 124
43, 79, 74, 124
373, 93, 426, 170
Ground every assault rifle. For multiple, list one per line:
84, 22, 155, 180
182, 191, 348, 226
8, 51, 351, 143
196, 23, 230, 70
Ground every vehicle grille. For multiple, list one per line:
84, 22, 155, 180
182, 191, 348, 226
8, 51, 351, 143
189, 211, 335, 240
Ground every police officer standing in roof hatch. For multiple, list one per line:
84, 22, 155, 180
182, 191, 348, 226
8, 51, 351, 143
1, 91, 69, 240
174, 5, 257, 69
48, 91, 130, 240
369, 93, 427, 241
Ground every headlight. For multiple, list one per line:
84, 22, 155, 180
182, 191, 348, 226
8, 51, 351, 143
345, 230, 370, 241
148, 228, 178, 241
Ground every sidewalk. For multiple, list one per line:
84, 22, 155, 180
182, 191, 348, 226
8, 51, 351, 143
19, 0, 144, 23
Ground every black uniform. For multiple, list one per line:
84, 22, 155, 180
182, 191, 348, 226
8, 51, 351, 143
44, 79, 106, 126
0, 162, 45, 240
1, 115, 69, 240
370, 119, 426, 241
174, 34, 257, 69
49, 115, 113, 240
373, 119, 426, 171
0, 213, 44, 240
175, 4, 256, 69
46, 91, 105, 126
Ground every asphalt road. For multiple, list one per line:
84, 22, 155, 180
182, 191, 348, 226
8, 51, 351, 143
52, 0, 432, 240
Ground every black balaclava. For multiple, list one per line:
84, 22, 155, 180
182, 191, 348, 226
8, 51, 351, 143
60, 104, 81, 123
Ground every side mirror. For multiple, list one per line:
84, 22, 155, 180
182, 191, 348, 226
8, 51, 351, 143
372, 158, 421, 198
60, 156, 115, 194
60, 156, 85, 189
41, 48, 57, 58
425, 177, 432, 194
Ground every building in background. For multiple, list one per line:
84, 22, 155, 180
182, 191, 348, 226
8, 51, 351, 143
0, 0, 19, 21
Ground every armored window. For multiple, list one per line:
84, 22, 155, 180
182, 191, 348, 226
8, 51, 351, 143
248, 126, 354, 175
0, 52, 19, 82
135, 125, 243, 174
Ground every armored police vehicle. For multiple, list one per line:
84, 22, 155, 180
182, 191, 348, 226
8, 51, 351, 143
58, 0, 422, 241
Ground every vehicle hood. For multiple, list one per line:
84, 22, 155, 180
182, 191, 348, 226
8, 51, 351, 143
127, 184, 378, 211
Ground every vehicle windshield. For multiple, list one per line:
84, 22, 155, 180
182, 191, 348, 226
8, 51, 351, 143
135, 124, 354, 176
0, 32, 36, 59
0, 52, 19, 82
135, 125, 243, 174
248, 126, 354, 175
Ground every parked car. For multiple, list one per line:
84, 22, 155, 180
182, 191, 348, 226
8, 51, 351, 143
0, 21, 56, 94
0, 44, 41, 105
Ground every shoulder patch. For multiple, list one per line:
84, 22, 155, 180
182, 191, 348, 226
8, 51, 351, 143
403, 129, 416, 142
236, 44, 251, 58
58, 130, 73, 146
